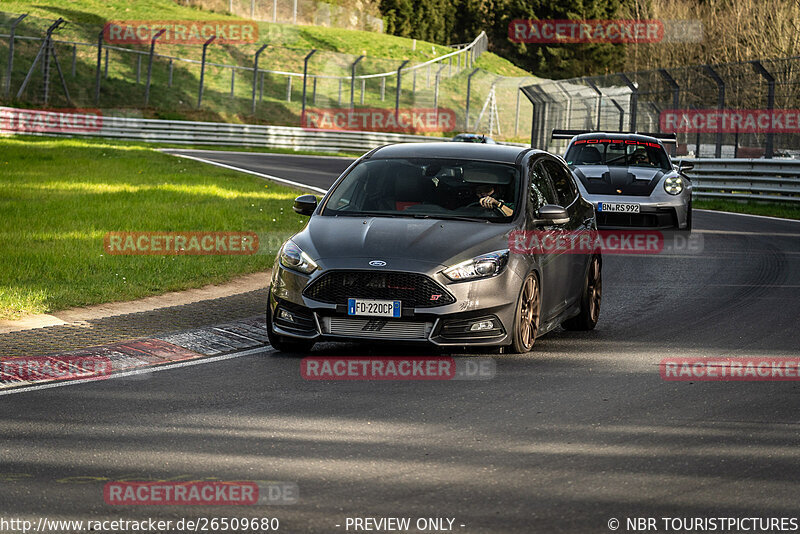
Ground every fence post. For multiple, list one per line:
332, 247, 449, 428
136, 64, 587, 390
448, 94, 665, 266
293, 0, 298, 24
703, 65, 725, 158
433, 63, 447, 112
658, 69, 680, 156
585, 78, 603, 131
273, 0, 277, 22
197, 35, 216, 109
619, 73, 637, 132
380, 77, 385, 101
136, 54, 141, 84
286, 76, 291, 101
301, 49, 317, 118
395, 59, 410, 120
144, 28, 165, 106
94, 30, 103, 104
312, 77, 317, 104
350, 55, 365, 109
4, 14, 27, 99
360, 79, 365, 105
609, 98, 625, 131
232, 69, 236, 98
752, 61, 775, 159
465, 68, 480, 130
71, 44, 76, 77
104, 49, 109, 78
168, 58, 173, 86
251, 43, 268, 114
514, 78, 530, 137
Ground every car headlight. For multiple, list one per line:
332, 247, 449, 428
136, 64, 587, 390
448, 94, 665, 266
279, 240, 318, 274
443, 249, 509, 282
664, 175, 683, 195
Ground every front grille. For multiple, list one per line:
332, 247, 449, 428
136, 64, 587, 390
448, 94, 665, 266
596, 210, 678, 229
303, 271, 455, 308
321, 317, 432, 340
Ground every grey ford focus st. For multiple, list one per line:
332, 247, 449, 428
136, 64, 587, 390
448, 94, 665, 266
267, 142, 601, 354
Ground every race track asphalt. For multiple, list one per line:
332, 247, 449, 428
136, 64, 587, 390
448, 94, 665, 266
1, 150, 798, 533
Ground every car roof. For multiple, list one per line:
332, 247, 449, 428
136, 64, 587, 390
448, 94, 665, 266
369, 142, 538, 164
570, 132, 666, 146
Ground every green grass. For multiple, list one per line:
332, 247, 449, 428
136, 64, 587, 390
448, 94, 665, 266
695, 198, 800, 220
0, 136, 309, 319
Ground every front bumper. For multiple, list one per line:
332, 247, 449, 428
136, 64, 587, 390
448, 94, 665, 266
268, 263, 522, 347
586, 193, 690, 229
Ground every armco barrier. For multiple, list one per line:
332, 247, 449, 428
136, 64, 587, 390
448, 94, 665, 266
683, 158, 800, 203
0, 110, 448, 153
2, 108, 796, 202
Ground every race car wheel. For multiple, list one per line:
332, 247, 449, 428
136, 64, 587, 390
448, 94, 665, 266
266, 299, 316, 354
562, 254, 602, 331
510, 273, 541, 354
685, 199, 693, 233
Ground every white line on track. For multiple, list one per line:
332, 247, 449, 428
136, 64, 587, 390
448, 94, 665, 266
695, 209, 800, 224
163, 152, 329, 194
0, 346, 273, 397
160, 148, 355, 161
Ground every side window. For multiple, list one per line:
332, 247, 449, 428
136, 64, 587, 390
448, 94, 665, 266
528, 159, 558, 209
543, 160, 578, 207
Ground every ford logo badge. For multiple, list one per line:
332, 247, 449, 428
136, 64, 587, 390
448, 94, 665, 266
369, 260, 387, 267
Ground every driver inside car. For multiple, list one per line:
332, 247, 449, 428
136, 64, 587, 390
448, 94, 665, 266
475, 183, 514, 216
630, 147, 653, 166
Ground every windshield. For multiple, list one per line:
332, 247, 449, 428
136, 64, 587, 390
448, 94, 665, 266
321, 157, 520, 221
565, 139, 672, 170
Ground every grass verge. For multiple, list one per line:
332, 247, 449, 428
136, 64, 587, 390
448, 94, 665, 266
694, 198, 800, 221
0, 136, 308, 320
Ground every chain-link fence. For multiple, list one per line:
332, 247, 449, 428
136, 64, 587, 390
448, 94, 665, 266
183, 0, 383, 32
521, 58, 800, 158
0, 12, 498, 135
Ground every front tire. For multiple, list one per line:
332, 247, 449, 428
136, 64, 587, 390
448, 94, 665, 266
509, 273, 541, 354
562, 254, 602, 331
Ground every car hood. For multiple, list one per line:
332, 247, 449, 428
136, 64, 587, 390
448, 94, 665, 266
572, 165, 670, 197
292, 215, 513, 268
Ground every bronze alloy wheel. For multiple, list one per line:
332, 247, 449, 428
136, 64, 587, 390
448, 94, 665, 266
562, 254, 602, 331
512, 274, 541, 353
588, 255, 602, 324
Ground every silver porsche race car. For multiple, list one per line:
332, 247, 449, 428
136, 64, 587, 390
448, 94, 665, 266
554, 130, 693, 231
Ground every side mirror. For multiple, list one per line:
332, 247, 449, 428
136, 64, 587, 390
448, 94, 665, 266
293, 194, 318, 216
678, 160, 694, 173
535, 204, 570, 225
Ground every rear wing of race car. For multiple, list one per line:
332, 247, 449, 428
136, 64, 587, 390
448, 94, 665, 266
551, 129, 677, 144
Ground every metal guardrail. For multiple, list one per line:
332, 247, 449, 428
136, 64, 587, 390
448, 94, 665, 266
2, 108, 797, 202
0, 110, 449, 152
683, 158, 800, 203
